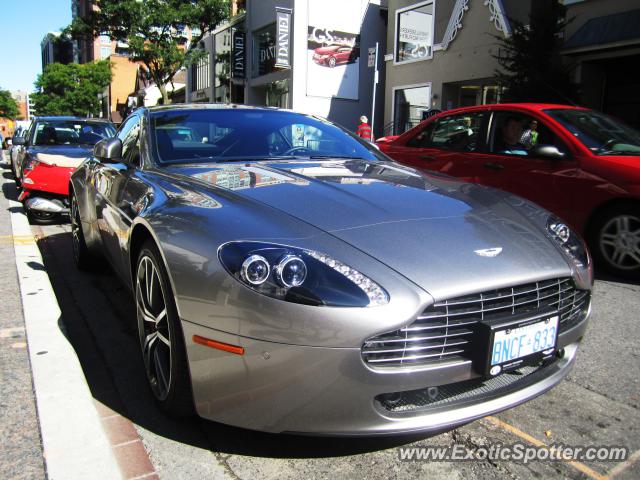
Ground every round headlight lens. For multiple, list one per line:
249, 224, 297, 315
275, 255, 307, 288
241, 255, 270, 285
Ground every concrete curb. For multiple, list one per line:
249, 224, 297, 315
8, 196, 123, 479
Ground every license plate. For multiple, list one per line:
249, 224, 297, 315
490, 316, 558, 371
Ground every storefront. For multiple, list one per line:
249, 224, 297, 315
187, 0, 387, 136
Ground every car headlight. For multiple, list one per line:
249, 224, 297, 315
547, 216, 589, 267
219, 241, 389, 307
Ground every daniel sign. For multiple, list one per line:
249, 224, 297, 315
275, 7, 292, 69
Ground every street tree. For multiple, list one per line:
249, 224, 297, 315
68, 0, 229, 105
494, 0, 578, 104
0, 89, 19, 119
31, 61, 112, 117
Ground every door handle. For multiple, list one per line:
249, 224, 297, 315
420, 155, 436, 162
484, 162, 504, 170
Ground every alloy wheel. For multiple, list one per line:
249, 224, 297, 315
136, 256, 172, 401
599, 214, 640, 271
70, 196, 81, 264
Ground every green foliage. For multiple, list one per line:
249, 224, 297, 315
68, 0, 229, 104
32, 61, 112, 117
494, 0, 578, 104
0, 89, 19, 119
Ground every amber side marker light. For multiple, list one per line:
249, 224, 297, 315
193, 335, 245, 355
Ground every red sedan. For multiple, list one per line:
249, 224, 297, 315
377, 103, 640, 279
312, 45, 357, 68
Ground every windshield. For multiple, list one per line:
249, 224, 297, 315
544, 108, 640, 156
150, 109, 384, 164
33, 121, 116, 146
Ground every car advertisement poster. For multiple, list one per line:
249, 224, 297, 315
306, 0, 361, 100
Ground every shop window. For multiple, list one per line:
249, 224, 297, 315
393, 84, 431, 135
252, 24, 277, 78
395, 1, 434, 63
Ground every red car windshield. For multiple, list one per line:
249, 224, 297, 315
544, 109, 640, 156
33, 121, 116, 146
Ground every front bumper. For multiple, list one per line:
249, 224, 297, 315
182, 313, 588, 435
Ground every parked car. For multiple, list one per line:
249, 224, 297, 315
377, 103, 640, 279
70, 105, 591, 434
312, 45, 357, 68
13, 117, 115, 223
9, 125, 29, 177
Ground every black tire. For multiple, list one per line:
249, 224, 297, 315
588, 203, 640, 279
71, 193, 97, 271
27, 209, 59, 225
328, 56, 336, 68
135, 241, 194, 417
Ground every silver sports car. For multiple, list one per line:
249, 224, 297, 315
70, 105, 593, 435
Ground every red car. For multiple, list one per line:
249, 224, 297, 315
312, 45, 357, 68
377, 103, 640, 279
14, 117, 116, 223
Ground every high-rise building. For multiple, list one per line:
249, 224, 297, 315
71, 0, 129, 63
41, 32, 74, 70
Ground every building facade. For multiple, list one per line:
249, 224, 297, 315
41, 32, 74, 70
562, 0, 640, 129
382, 0, 539, 135
187, 0, 388, 136
71, 0, 130, 63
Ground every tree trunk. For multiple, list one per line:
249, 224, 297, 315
158, 83, 171, 105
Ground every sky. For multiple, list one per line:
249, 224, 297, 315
0, 0, 72, 93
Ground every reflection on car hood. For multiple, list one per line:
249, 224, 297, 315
30, 145, 93, 167
169, 159, 570, 298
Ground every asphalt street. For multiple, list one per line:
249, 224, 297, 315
1, 155, 639, 480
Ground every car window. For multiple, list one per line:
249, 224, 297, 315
489, 112, 568, 157
150, 109, 384, 164
406, 112, 486, 152
32, 121, 116, 146
544, 108, 640, 155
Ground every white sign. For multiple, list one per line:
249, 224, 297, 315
399, 10, 432, 45
368, 47, 376, 67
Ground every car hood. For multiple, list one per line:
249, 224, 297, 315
168, 159, 571, 299
29, 145, 93, 167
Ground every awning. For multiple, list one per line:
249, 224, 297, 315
563, 9, 640, 53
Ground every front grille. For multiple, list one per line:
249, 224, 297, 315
362, 277, 589, 368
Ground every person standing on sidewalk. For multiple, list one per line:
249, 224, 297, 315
356, 115, 373, 141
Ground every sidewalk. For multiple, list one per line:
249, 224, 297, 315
0, 152, 46, 479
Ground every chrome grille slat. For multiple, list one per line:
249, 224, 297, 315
364, 339, 469, 355
362, 277, 590, 368
422, 284, 576, 318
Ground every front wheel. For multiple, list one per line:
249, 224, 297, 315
135, 241, 194, 416
71, 194, 96, 270
27, 209, 58, 225
589, 204, 640, 279
328, 56, 336, 68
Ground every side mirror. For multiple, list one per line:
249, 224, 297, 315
94, 138, 123, 163
530, 144, 566, 160
13, 137, 25, 146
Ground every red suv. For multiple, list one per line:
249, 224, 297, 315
377, 104, 640, 279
